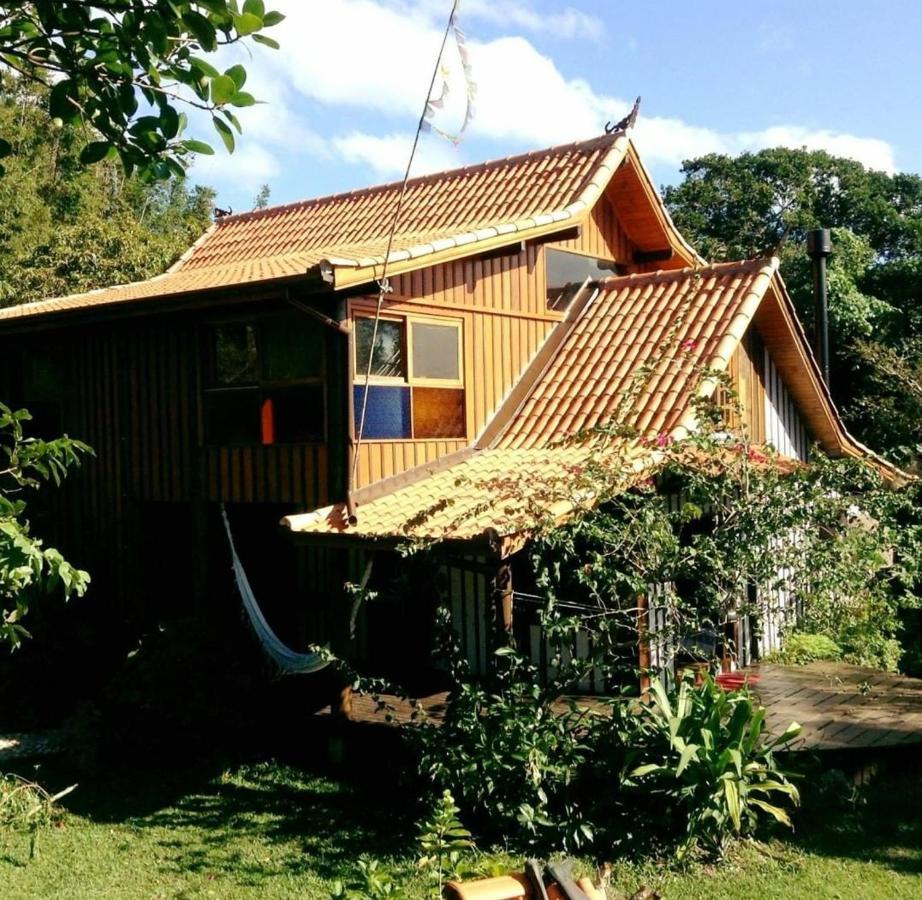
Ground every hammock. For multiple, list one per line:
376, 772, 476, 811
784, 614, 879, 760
220, 504, 328, 675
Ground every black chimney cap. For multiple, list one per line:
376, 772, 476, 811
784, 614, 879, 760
806, 228, 832, 257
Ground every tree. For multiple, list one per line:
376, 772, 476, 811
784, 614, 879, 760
663, 148, 922, 464
0, 403, 91, 650
0, 73, 215, 305
0, 1, 284, 179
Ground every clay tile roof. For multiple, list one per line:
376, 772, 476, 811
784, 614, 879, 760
0, 131, 631, 323
284, 259, 783, 543
497, 258, 779, 449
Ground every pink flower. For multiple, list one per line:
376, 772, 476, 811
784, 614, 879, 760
680, 339, 698, 353
655, 433, 672, 448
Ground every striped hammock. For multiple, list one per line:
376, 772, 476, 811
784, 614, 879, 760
220, 504, 328, 675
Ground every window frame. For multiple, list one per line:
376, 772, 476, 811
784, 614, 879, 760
201, 312, 328, 448
543, 246, 621, 312
351, 308, 467, 441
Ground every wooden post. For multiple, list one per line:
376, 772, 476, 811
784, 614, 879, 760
637, 594, 651, 699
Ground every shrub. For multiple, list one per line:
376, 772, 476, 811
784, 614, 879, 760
623, 675, 801, 861
764, 632, 843, 665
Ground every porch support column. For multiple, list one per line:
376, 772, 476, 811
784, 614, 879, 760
491, 560, 514, 648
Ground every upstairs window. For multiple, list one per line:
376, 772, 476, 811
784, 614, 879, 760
545, 248, 620, 311
204, 315, 325, 446
353, 314, 465, 440
21, 349, 66, 439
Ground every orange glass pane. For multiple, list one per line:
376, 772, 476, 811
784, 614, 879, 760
412, 387, 465, 438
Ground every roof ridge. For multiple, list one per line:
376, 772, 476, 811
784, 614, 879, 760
213, 131, 625, 227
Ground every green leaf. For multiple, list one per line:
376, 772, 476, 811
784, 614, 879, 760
252, 33, 280, 49
723, 778, 741, 832
243, 0, 266, 16
181, 139, 215, 155
675, 742, 699, 777
749, 798, 793, 827
79, 141, 113, 165
211, 75, 238, 106
225, 64, 247, 90
49, 80, 78, 122
230, 91, 256, 107
212, 117, 235, 153
262, 11, 286, 27
189, 56, 220, 78
234, 12, 264, 36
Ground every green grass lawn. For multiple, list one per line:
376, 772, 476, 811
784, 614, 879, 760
0, 756, 919, 899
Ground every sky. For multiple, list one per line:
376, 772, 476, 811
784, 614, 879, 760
189, 0, 922, 214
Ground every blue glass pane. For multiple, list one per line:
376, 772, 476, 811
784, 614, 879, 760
353, 385, 411, 439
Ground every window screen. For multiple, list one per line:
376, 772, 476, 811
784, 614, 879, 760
411, 322, 460, 381
545, 249, 619, 311
355, 318, 406, 379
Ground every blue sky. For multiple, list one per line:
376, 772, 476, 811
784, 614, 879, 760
190, 0, 922, 213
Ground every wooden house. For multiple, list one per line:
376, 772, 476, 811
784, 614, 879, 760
0, 129, 894, 702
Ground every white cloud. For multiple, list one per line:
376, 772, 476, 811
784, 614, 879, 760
332, 131, 463, 178
457, 1, 603, 40
259, 0, 895, 174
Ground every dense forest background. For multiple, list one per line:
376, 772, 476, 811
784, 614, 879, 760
1, 73, 919, 468
0, 74, 214, 307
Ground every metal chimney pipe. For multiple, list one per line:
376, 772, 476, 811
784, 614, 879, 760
806, 228, 832, 388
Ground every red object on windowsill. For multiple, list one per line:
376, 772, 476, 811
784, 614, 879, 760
716, 671, 760, 691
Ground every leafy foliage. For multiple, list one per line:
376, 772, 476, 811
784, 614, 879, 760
624, 676, 801, 861
330, 858, 407, 899
0, 74, 215, 305
0, 773, 75, 861
662, 148, 922, 465
762, 632, 843, 666
416, 789, 474, 895
0, 403, 91, 649
0, 1, 284, 179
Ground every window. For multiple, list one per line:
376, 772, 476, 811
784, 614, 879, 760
545, 248, 620, 311
21, 349, 65, 439
203, 315, 325, 446
353, 314, 465, 440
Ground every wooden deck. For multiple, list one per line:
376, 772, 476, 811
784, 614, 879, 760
750, 661, 922, 751
327, 662, 922, 752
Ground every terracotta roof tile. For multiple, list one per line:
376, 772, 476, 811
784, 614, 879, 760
497, 259, 778, 449
0, 132, 631, 323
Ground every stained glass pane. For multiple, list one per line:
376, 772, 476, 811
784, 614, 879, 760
213, 325, 258, 385
412, 387, 465, 438
353, 385, 411, 439
355, 318, 406, 379
545, 249, 619, 311
411, 322, 460, 381
262, 316, 323, 381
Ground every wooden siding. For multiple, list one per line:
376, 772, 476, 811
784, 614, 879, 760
763, 345, 809, 461
352, 200, 638, 489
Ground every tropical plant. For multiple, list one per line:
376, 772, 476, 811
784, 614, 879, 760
0, 772, 75, 861
0, 403, 92, 649
0, 1, 284, 178
625, 675, 801, 861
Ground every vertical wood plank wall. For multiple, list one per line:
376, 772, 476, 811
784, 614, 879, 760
763, 347, 809, 461
353, 193, 638, 488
